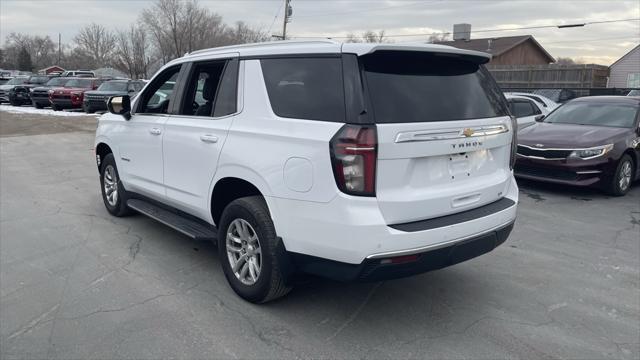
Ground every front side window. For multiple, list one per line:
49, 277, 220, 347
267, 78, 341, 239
137, 66, 181, 114
361, 51, 508, 123
261, 57, 345, 122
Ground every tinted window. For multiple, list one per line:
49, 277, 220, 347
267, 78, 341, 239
214, 59, 239, 117
510, 100, 537, 117
261, 57, 345, 122
138, 66, 180, 114
361, 51, 508, 123
544, 102, 638, 128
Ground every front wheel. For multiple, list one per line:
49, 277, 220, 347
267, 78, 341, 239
33, 102, 43, 109
99, 153, 133, 216
606, 154, 634, 196
218, 196, 292, 303
51, 104, 61, 111
83, 104, 94, 113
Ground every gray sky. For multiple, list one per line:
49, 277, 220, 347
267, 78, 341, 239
1, 0, 639, 65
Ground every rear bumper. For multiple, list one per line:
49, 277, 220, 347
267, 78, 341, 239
269, 175, 518, 265
291, 222, 514, 282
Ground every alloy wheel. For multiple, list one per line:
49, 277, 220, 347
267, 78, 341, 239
103, 165, 119, 206
619, 160, 632, 191
226, 218, 262, 286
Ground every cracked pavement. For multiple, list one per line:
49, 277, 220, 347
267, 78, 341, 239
1, 112, 639, 359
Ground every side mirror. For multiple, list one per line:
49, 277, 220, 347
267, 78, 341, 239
107, 95, 131, 120
534, 114, 545, 122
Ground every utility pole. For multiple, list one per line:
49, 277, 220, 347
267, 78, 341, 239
58, 33, 61, 65
282, 0, 292, 40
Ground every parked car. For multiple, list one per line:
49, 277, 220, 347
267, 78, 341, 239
60, 70, 95, 77
7, 75, 53, 106
515, 96, 640, 196
505, 94, 549, 130
0, 76, 29, 103
95, 40, 518, 303
505, 92, 559, 111
30, 77, 73, 108
628, 89, 640, 96
0, 76, 11, 86
49, 77, 104, 110
532, 89, 577, 103
83, 79, 145, 113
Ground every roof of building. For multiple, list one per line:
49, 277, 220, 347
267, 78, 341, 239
174, 40, 491, 63
435, 35, 555, 63
610, 44, 640, 68
39, 65, 65, 71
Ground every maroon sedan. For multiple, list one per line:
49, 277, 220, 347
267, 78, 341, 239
515, 96, 640, 196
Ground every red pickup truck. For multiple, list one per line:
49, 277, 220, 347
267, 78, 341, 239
49, 78, 104, 111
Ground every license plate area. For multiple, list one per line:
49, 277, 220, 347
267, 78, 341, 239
448, 153, 472, 180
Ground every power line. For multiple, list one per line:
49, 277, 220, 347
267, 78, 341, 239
291, 18, 640, 39
267, 0, 285, 35
543, 35, 640, 45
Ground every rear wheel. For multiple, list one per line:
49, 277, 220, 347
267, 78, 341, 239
606, 154, 634, 196
51, 104, 61, 111
218, 196, 291, 303
33, 102, 43, 109
9, 99, 20, 106
99, 153, 133, 217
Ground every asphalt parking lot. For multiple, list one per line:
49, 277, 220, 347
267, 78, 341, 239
1, 109, 639, 359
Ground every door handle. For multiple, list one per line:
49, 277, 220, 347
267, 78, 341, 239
200, 134, 219, 143
149, 128, 162, 135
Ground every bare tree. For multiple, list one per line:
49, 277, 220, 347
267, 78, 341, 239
141, 0, 268, 64
74, 23, 116, 68
113, 25, 152, 79
556, 57, 579, 65
427, 32, 450, 43
345, 30, 389, 43
2, 33, 57, 70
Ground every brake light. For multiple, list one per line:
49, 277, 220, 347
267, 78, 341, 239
509, 116, 518, 170
330, 124, 377, 196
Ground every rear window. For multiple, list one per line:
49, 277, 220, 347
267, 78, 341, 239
261, 57, 345, 122
361, 51, 508, 123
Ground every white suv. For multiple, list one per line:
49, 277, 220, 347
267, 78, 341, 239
95, 40, 518, 303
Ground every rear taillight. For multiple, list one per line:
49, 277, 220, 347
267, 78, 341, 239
509, 116, 518, 170
330, 124, 377, 196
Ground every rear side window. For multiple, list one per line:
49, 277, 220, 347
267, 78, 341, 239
509, 100, 540, 117
361, 51, 508, 123
261, 57, 345, 122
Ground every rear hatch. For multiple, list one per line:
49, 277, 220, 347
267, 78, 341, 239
360, 50, 513, 225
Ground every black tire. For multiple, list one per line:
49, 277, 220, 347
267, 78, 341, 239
9, 99, 20, 106
84, 104, 95, 113
51, 104, 61, 111
218, 196, 292, 303
33, 102, 43, 109
605, 154, 634, 196
99, 153, 133, 217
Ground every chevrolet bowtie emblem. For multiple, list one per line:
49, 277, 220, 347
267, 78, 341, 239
462, 128, 474, 137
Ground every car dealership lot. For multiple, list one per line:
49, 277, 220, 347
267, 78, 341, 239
1, 110, 638, 359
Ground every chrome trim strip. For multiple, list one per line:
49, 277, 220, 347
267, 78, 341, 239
516, 153, 565, 161
395, 124, 508, 143
517, 144, 605, 152
367, 213, 516, 259
576, 170, 602, 174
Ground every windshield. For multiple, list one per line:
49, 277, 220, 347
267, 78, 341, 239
65, 79, 93, 88
544, 102, 638, 128
29, 76, 50, 84
361, 51, 508, 123
5, 78, 28, 85
98, 81, 128, 92
45, 77, 70, 86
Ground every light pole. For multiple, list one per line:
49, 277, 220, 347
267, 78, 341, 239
282, 0, 292, 40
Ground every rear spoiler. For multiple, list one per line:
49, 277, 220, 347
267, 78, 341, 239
341, 43, 491, 64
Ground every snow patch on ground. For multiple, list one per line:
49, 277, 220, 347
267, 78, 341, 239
0, 104, 99, 117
